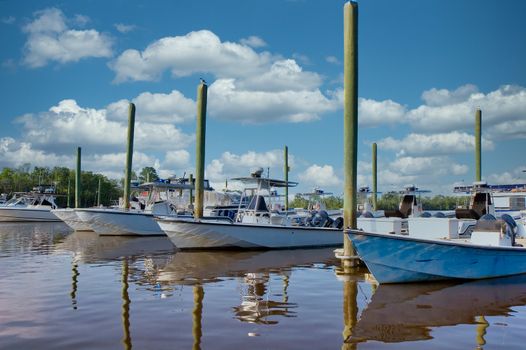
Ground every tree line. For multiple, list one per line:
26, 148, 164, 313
0, 164, 161, 208
1, 164, 468, 211
289, 192, 469, 211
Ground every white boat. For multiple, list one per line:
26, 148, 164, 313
0, 186, 61, 222
157, 169, 343, 249
357, 185, 476, 238
75, 179, 221, 236
51, 208, 93, 231
454, 182, 526, 219
76, 205, 172, 236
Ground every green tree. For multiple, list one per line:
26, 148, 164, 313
139, 167, 159, 183
289, 194, 309, 209
0, 164, 122, 208
377, 192, 401, 210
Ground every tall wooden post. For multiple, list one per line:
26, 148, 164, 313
195, 82, 208, 218
372, 143, 377, 211
67, 176, 71, 208
475, 108, 482, 182
343, 1, 359, 266
97, 178, 102, 207
123, 103, 136, 210
75, 147, 81, 208
189, 173, 194, 210
284, 145, 289, 211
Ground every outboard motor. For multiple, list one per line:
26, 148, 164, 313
304, 212, 316, 226
480, 213, 496, 221
332, 217, 344, 229
312, 210, 329, 227
501, 214, 519, 246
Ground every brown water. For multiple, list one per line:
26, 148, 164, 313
1, 223, 526, 349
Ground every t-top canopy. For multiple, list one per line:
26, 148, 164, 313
230, 177, 298, 188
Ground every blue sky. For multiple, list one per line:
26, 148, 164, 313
0, 0, 525, 195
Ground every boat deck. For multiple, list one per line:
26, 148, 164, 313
440, 237, 526, 247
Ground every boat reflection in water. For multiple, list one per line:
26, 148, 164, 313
347, 274, 526, 345
157, 249, 338, 326
0, 222, 71, 255
55, 232, 339, 349
54, 231, 176, 263
232, 272, 294, 325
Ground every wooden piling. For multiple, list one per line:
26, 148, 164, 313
97, 178, 102, 207
123, 103, 136, 210
284, 145, 289, 211
475, 108, 482, 182
343, 1, 359, 267
372, 143, 377, 211
67, 176, 71, 208
195, 82, 208, 219
75, 147, 81, 208
189, 173, 194, 210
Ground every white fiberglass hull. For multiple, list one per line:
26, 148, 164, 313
158, 218, 343, 249
75, 208, 165, 236
0, 207, 60, 222
51, 208, 92, 231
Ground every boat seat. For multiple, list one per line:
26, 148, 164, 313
247, 196, 269, 213
455, 192, 489, 219
455, 208, 481, 220
384, 195, 414, 219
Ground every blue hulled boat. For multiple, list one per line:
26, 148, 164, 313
346, 228, 526, 284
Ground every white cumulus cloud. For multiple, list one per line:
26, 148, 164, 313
208, 79, 338, 123
107, 90, 195, 124
205, 150, 293, 187
358, 98, 407, 127
298, 164, 341, 188
22, 8, 112, 68
15, 99, 193, 153
407, 84, 526, 136
377, 131, 494, 157
114, 23, 136, 33
0, 137, 71, 168
110, 29, 274, 83
239, 35, 267, 48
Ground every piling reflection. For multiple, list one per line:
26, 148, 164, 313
337, 265, 372, 350
347, 274, 526, 345
192, 285, 204, 350
342, 279, 357, 350
70, 258, 79, 310
121, 259, 132, 350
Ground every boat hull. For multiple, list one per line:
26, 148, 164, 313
158, 218, 343, 249
52, 209, 92, 231
75, 209, 165, 236
346, 230, 526, 284
0, 207, 60, 222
